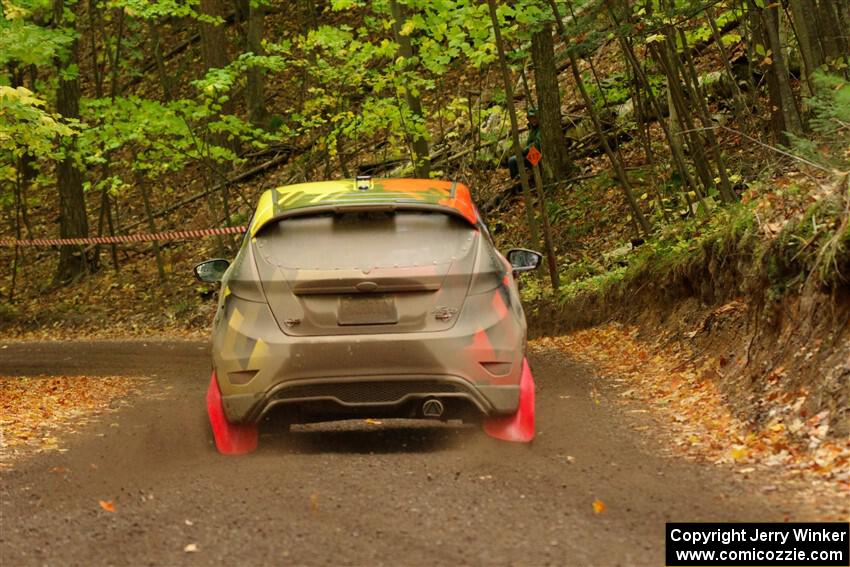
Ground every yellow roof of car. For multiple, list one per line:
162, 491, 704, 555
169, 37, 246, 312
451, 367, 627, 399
249, 178, 478, 236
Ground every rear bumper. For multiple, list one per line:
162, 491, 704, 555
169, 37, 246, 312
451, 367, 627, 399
211, 292, 527, 423
228, 375, 519, 424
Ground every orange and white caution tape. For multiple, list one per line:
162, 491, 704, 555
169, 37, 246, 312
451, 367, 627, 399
0, 225, 247, 247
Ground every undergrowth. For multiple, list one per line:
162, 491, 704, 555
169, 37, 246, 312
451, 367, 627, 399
523, 174, 850, 321
521, 73, 850, 322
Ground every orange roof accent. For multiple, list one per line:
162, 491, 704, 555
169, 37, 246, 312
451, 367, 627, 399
383, 179, 478, 225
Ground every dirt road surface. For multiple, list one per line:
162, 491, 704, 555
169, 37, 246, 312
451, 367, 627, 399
0, 341, 819, 566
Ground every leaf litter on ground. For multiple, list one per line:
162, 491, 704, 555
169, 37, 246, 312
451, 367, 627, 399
531, 325, 850, 520
0, 375, 146, 467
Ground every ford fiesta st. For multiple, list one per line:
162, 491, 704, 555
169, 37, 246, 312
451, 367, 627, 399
194, 177, 541, 454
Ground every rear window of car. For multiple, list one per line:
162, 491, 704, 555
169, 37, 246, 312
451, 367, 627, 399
254, 211, 476, 270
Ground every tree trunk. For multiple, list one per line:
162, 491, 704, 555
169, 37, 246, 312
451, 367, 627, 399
10, 67, 36, 240
16, 155, 36, 240
571, 49, 651, 235
105, 7, 125, 99
764, 3, 804, 135
389, 0, 430, 178
665, 79, 692, 197
9, 182, 20, 301
486, 0, 540, 247
53, 0, 89, 284
817, 0, 850, 71
245, 0, 268, 126
794, 0, 828, 69
530, 24, 574, 183
607, 15, 702, 200
627, 61, 671, 223
787, 0, 821, 93
149, 21, 173, 100
832, 0, 850, 69
750, 0, 804, 141
548, 0, 651, 236
87, 0, 104, 98
706, 7, 750, 117
531, 164, 561, 289
232, 0, 249, 39
199, 0, 236, 158
136, 169, 167, 282
199, 0, 229, 71
652, 39, 713, 199
677, 28, 736, 203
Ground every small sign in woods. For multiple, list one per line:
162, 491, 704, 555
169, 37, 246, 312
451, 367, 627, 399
527, 146, 542, 167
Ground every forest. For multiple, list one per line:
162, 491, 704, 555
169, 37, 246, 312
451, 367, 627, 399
1, 0, 847, 300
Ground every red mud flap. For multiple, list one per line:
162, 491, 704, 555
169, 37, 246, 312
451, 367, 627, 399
206, 371, 258, 455
483, 358, 535, 443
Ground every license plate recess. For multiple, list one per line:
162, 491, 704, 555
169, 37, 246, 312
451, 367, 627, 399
337, 295, 398, 326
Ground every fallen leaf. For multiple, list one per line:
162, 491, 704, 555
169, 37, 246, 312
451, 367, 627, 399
98, 500, 115, 513
364, 419, 382, 425
184, 543, 198, 553
731, 445, 749, 462
592, 499, 606, 514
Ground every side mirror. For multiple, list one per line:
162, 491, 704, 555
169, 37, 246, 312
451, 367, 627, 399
193, 259, 230, 283
506, 248, 542, 273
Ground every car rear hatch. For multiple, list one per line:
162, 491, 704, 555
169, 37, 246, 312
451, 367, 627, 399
252, 210, 479, 336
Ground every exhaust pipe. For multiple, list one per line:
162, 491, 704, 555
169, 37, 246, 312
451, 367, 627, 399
422, 399, 445, 419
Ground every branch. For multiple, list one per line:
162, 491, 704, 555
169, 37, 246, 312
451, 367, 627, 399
119, 150, 293, 233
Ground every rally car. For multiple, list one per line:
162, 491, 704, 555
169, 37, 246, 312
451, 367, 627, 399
194, 177, 540, 454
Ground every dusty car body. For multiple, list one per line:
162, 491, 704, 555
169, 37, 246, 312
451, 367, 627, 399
195, 178, 540, 454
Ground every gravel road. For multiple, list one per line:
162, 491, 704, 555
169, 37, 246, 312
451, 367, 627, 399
0, 341, 809, 566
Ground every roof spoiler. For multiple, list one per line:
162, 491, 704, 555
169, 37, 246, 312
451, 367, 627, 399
249, 202, 477, 237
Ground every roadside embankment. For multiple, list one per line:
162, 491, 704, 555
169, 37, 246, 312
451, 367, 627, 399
528, 174, 850, 445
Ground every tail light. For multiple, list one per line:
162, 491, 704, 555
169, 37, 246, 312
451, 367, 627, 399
468, 239, 510, 296
225, 242, 266, 303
